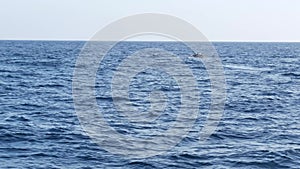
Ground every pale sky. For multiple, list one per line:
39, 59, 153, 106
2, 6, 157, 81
0, 0, 299, 41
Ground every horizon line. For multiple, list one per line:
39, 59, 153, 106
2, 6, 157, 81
0, 39, 300, 43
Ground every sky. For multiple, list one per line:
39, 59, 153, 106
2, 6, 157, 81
0, 0, 299, 42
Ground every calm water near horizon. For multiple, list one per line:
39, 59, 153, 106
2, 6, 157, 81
0, 41, 300, 168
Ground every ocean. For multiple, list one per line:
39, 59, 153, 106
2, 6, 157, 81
0, 41, 300, 168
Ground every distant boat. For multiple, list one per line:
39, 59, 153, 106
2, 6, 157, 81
192, 53, 204, 58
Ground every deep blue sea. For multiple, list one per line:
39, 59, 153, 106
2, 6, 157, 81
1, 41, 300, 168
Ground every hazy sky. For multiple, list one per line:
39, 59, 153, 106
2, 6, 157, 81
0, 0, 299, 41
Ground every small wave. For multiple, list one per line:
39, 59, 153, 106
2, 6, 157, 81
281, 72, 300, 77
5, 115, 30, 122
34, 83, 66, 88
129, 161, 156, 168
224, 64, 272, 72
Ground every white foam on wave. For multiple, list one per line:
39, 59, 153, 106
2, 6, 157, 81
224, 64, 272, 72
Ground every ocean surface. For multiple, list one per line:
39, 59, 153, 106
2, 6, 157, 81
0, 41, 300, 168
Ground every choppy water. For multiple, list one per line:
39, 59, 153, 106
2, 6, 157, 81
1, 41, 300, 168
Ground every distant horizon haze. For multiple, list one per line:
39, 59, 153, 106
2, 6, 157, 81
1, 0, 299, 42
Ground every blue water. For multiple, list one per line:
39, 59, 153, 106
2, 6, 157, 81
1, 41, 300, 168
